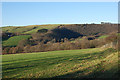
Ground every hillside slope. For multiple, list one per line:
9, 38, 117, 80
2, 24, 118, 35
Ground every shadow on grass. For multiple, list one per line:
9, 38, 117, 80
52, 48, 118, 79
52, 61, 119, 79
2, 48, 117, 78
53, 48, 119, 79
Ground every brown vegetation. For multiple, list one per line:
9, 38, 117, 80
2, 24, 118, 54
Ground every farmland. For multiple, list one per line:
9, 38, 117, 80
2, 48, 118, 78
3, 35, 31, 47
2, 24, 119, 78
1, 2, 119, 79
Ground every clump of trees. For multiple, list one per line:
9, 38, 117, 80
105, 34, 118, 43
2, 32, 16, 41
37, 29, 48, 33
2, 36, 108, 54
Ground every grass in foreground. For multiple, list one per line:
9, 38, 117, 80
2, 48, 118, 78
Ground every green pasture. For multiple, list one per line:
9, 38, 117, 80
2, 24, 60, 34
2, 48, 118, 78
98, 35, 109, 39
3, 35, 31, 47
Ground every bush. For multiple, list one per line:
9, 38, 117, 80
17, 39, 29, 52
8, 47, 19, 54
2, 47, 10, 54
2, 32, 15, 41
105, 34, 117, 43
37, 29, 48, 33
80, 38, 90, 49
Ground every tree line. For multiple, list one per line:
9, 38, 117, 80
2, 32, 118, 54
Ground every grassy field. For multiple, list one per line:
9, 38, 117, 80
2, 24, 60, 34
2, 48, 118, 78
23, 24, 60, 34
2, 35, 31, 47
98, 35, 109, 39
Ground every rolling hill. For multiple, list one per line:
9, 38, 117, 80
2, 24, 118, 35
2, 24, 118, 47
1, 24, 119, 79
